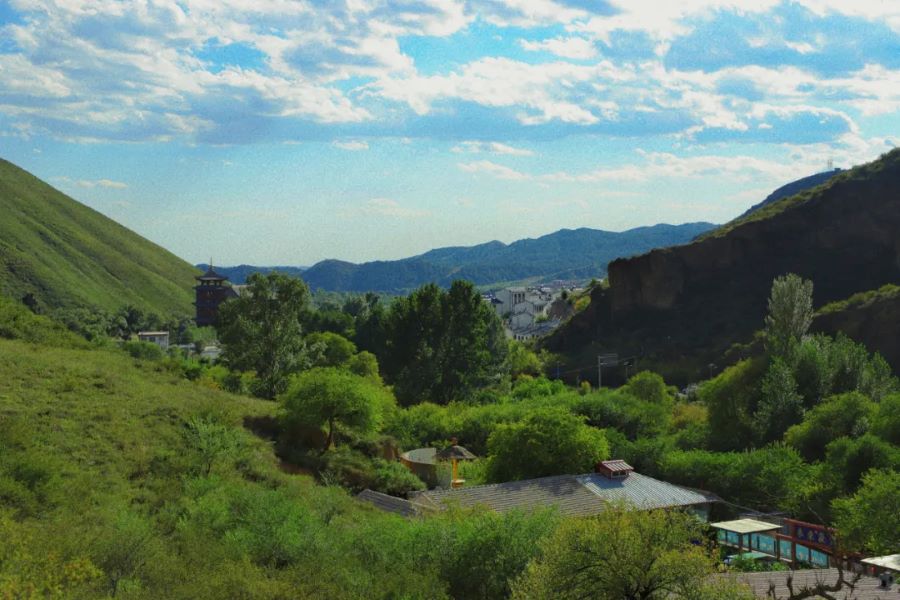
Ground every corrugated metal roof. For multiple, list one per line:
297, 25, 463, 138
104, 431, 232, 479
726, 568, 889, 599
862, 554, 900, 572
356, 489, 423, 517
711, 518, 781, 534
414, 471, 717, 517
577, 472, 717, 510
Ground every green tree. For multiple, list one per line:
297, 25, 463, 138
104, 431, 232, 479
382, 281, 507, 405
872, 393, 900, 445
754, 357, 804, 444
485, 409, 608, 482
823, 434, 900, 496
784, 392, 875, 461
510, 507, 754, 600
306, 331, 357, 368
622, 370, 674, 405
764, 274, 813, 359
832, 469, 900, 555
218, 272, 311, 399
280, 368, 393, 453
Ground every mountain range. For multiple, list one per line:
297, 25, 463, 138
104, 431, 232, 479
205, 223, 717, 294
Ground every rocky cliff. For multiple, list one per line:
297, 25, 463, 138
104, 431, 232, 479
548, 149, 900, 383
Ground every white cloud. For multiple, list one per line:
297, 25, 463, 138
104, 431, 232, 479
519, 36, 597, 60
370, 57, 632, 125
54, 176, 128, 189
333, 140, 370, 151
458, 160, 529, 180
451, 141, 534, 156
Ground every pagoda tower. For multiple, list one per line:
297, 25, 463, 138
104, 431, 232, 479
194, 264, 237, 327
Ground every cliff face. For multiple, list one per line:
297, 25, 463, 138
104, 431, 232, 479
812, 288, 900, 373
608, 153, 900, 318
549, 149, 900, 382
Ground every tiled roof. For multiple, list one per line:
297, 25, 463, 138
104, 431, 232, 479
725, 568, 891, 599
413, 472, 717, 517
357, 489, 423, 517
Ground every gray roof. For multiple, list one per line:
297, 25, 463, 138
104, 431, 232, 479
357, 489, 424, 517
413, 471, 717, 517
725, 568, 891, 599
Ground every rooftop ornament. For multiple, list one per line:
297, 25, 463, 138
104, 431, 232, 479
436, 438, 477, 489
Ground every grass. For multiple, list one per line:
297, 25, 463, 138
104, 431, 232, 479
699, 148, 900, 241
816, 283, 900, 315
0, 158, 199, 316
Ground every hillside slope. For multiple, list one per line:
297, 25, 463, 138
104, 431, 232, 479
218, 223, 716, 292
548, 149, 900, 383
0, 159, 198, 316
812, 285, 900, 371
736, 168, 842, 219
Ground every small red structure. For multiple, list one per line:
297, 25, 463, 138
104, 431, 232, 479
595, 459, 634, 479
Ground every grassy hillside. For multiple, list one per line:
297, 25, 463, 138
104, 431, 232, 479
0, 307, 561, 599
0, 158, 198, 316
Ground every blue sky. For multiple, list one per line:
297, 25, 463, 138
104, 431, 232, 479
0, 0, 898, 265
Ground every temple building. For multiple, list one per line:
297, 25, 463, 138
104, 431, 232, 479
194, 265, 239, 327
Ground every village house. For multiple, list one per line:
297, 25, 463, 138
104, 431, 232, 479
137, 331, 169, 350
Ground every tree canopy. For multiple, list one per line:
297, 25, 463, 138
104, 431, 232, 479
218, 272, 311, 399
280, 367, 394, 453
485, 409, 608, 483
511, 507, 754, 600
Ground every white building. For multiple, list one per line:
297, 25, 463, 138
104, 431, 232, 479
137, 331, 169, 350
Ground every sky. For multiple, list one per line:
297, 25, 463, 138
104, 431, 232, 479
1, 0, 898, 266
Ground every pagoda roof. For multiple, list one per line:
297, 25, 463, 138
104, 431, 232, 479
196, 266, 229, 281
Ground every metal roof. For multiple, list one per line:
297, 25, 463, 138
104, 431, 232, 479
413, 471, 717, 517
726, 568, 889, 599
862, 554, 900, 572
435, 445, 477, 461
598, 459, 633, 473
711, 518, 782, 535
357, 489, 425, 517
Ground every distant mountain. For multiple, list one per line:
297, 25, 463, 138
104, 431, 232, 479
548, 149, 900, 383
738, 169, 843, 219
212, 223, 717, 293
0, 158, 198, 316
195, 264, 307, 284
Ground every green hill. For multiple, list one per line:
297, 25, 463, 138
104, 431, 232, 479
548, 149, 900, 384
0, 158, 198, 316
212, 223, 716, 293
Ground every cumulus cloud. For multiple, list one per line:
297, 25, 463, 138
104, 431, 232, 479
519, 36, 597, 60
451, 141, 534, 156
0, 0, 895, 148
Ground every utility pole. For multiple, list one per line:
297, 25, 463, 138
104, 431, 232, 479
598, 355, 602, 388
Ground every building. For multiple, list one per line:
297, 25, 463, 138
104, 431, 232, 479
405, 460, 718, 519
137, 331, 169, 350
194, 265, 239, 327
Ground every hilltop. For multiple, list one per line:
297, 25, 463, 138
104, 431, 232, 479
548, 149, 900, 383
0, 159, 198, 316
211, 223, 716, 293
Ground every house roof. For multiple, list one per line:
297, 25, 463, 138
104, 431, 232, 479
711, 518, 782, 535
862, 554, 900, 572
196, 266, 228, 281
435, 445, 477, 461
137, 331, 169, 337
726, 568, 888, 599
412, 471, 718, 517
357, 489, 425, 517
